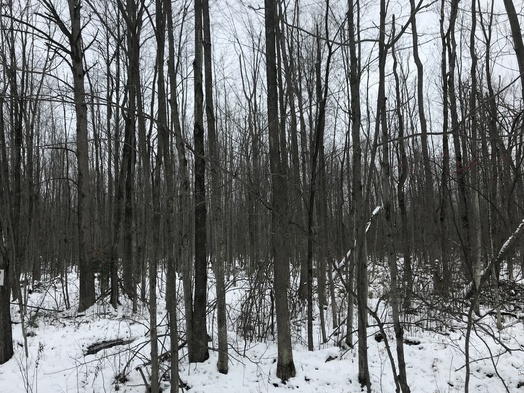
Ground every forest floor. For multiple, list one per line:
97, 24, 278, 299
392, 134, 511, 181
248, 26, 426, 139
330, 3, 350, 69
1, 270, 524, 393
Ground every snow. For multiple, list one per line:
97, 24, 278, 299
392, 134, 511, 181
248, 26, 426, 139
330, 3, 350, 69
371, 206, 382, 216
366, 206, 382, 233
1, 272, 524, 393
497, 219, 524, 260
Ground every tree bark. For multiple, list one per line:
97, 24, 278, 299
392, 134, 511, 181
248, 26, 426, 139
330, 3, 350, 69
202, 0, 228, 374
447, 0, 471, 279
347, 0, 370, 388
502, 0, 524, 99
390, 25, 411, 393
0, 253, 12, 365
165, 2, 188, 391
192, 0, 209, 363
265, 0, 296, 381
438, 0, 452, 293
410, 0, 435, 269
0, 92, 13, 363
0, 31, 13, 359
67, 0, 95, 313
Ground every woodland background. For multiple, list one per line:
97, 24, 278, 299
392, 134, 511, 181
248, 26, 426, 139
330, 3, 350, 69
1, 0, 524, 392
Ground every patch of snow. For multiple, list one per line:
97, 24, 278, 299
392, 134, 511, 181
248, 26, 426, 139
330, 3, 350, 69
1, 272, 524, 393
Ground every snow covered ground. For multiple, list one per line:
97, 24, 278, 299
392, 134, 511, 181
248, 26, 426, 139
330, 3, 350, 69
1, 272, 524, 393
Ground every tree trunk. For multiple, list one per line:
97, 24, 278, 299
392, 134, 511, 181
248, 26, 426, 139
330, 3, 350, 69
0, 83, 13, 365
410, 0, 435, 269
192, 0, 209, 363
168, 10, 193, 371
67, 0, 95, 313
390, 25, 411, 393
0, 253, 12, 365
317, 147, 329, 345
438, 0, 452, 292
502, 0, 524, 100
447, 0, 471, 279
203, 0, 228, 374
347, 0, 370, 388
265, 0, 296, 381
165, 2, 183, 391
465, 0, 481, 389
279, 6, 306, 302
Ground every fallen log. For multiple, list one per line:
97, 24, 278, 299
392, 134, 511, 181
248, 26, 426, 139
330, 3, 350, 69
85, 338, 134, 355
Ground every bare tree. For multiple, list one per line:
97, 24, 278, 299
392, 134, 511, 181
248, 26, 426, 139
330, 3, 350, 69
38, 0, 96, 312
165, 1, 189, 391
202, 0, 228, 374
191, 0, 209, 363
108, 0, 140, 308
305, 9, 334, 350
438, 0, 452, 294
388, 20, 411, 393
0, 91, 14, 364
69, 0, 96, 312
265, 0, 296, 381
346, 0, 371, 388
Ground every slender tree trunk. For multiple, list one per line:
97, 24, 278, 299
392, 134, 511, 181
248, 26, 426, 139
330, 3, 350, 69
134, 11, 150, 308
347, 0, 370, 388
306, 17, 333, 350
465, 1, 481, 389
6, 15, 24, 302
122, 142, 135, 301
108, 114, 133, 308
148, 2, 169, 387
279, 5, 306, 302
192, 0, 209, 363
265, 0, 296, 381
390, 25, 411, 393
502, 0, 524, 280
317, 147, 329, 345
202, 0, 228, 374
168, 7, 193, 367
447, 0, 471, 278
481, 0, 506, 329
165, 1, 184, 390
67, 0, 95, 313
409, 0, 435, 270
439, 0, 451, 292
468, 0, 482, 296
502, 0, 524, 100
0, 93, 13, 364
0, 252, 12, 365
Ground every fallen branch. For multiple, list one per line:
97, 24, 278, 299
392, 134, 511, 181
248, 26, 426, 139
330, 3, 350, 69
85, 338, 135, 355
10, 303, 63, 313
465, 218, 524, 299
